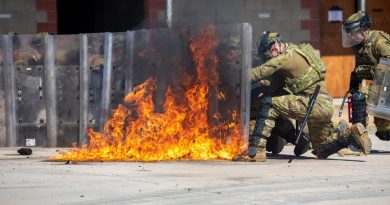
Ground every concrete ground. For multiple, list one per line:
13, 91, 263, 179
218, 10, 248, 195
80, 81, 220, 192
1, 100, 390, 205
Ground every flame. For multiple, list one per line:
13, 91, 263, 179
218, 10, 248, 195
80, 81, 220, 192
51, 26, 246, 162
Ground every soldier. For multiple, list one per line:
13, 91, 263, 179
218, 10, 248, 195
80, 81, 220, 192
13, 33, 45, 66
342, 11, 390, 141
233, 31, 372, 162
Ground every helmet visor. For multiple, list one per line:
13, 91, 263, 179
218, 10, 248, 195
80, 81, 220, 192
342, 24, 364, 48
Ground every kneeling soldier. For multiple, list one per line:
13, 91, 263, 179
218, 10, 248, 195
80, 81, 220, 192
233, 31, 371, 162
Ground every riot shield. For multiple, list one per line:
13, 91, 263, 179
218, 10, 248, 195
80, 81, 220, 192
128, 24, 251, 140
53, 34, 80, 146
368, 58, 390, 120
13, 34, 47, 146
0, 37, 5, 146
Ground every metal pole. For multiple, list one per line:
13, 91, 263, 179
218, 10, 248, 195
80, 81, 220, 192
44, 34, 58, 147
125, 31, 134, 95
241, 23, 252, 142
166, 0, 173, 28
2, 34, 17, 147
99, 32, 113, 130
360, 0, 366, 12
79, 34, 89, 145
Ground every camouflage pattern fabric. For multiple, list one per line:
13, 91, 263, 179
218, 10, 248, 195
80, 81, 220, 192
258, 94, 334, 149
375, 117, 390, 132
345, 11, 366, 23
352, 30, 390, 132
251, 43, 328, 95
250, 42, 339, 150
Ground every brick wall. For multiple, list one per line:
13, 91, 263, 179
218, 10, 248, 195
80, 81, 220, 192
171, 0, 319, 49
0, 0, 57, 34
36, 0, 57, 33
0, 0, 37, 33
144, 0, 166, 28
300, 0, 320, 49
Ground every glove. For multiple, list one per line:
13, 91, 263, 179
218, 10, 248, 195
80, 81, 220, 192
251, 80, 264, 99
354, 65, 375, 80
251, 80, 263, 91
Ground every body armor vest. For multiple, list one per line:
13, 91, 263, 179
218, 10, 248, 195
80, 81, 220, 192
355, 31, 390, 67
354, 31, 390, 79
286, 43, 326, 94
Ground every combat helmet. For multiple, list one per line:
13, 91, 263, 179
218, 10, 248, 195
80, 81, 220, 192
342, 11, 372, 47
30, 33, 46, 52
343, 11, 372, 33
257, 31, 282, 60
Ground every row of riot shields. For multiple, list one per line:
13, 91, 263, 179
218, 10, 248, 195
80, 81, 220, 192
0, 23, 252, 147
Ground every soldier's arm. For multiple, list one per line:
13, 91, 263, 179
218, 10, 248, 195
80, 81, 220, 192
354, 36, 390, 80
353, 65, 375, 80
250, 52, 290, 81
373, 36, 390, 59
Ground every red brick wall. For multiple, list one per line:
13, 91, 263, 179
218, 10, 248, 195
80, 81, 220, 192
36, 0, 57, 33
301, 0, 320, 49
144, 0, 167, 28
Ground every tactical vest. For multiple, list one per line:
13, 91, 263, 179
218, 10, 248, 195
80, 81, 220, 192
286, 43, 326, 94
356, 30, 390, 67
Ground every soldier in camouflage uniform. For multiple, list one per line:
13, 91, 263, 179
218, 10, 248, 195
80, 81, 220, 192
221, 35, 308, 156
342, 11, 390, 141
233, 31, 372, 162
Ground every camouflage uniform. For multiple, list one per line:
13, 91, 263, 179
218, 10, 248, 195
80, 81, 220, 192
250, 42, 334, 150
233, 31, 372, 162
345, 11, 390, 140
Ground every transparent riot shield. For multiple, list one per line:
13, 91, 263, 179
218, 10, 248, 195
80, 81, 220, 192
110, 32, 127, 109
368, 58, 390, 120
86, 33, 105, 132
53, 35, 80, 146
128, 23, 251, 141
0, 38, 5, 146
13, 34, 47, 146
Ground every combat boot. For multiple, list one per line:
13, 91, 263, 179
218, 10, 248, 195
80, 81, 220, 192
232, 139, 267, 162
231, 148, 266, 162
334, 119, 362, 156
254, 147, 266, 162
312, 123, 371, 159
350, 123, 371, 154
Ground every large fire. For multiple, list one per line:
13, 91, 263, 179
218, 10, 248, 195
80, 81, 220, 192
51, 26, 246, 162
